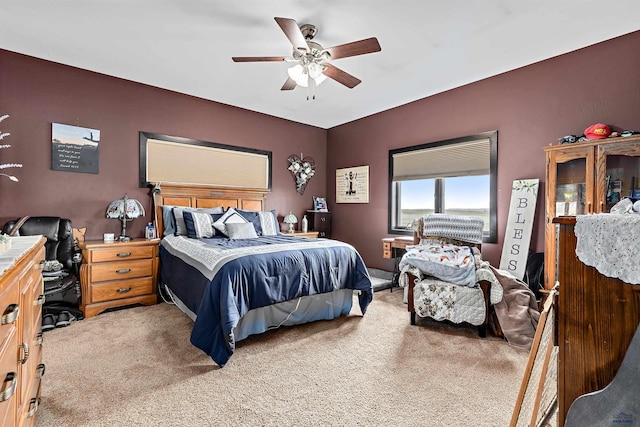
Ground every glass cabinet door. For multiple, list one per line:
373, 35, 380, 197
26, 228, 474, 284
544, 145, 594, 290
546, 146, 595, 218
596, 138, 640, 213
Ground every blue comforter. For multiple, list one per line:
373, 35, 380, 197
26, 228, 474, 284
160, 235, 373, 367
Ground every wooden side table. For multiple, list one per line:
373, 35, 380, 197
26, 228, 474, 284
382, 236, 415, 286
289, 231, 320, 238
79, 239, 159, 317
307, 210, 331, 238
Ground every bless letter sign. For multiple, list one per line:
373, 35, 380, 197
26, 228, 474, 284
499, 179, 539, 280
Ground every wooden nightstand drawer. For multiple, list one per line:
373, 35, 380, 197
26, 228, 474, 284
90, 259, 154, 282
90, 277, 154, 303
88, 245, 155, 263
80, 239, 159, 318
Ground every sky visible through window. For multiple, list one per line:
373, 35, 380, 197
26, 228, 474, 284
400, 175, 489, 209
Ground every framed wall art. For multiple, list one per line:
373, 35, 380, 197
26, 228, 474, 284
51, 123, 100, 174
336, 165, 369, 203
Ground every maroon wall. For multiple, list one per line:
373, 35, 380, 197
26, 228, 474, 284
0, 50, 326, 240
327, 31, 640, 269
2, 31, 639, 270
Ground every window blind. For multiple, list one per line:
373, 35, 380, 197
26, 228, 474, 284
392, 138, 491, 181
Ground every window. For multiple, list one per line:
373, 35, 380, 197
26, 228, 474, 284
388, 131, 497, 242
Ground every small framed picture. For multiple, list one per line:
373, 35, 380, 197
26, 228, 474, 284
313, 196, 328, 212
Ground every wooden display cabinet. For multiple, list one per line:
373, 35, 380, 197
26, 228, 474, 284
554, 217, 640, 426
543, 134, 640, 289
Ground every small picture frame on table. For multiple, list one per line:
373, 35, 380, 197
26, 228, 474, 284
313, 196, 328, 212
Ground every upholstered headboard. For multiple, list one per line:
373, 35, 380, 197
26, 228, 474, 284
151, 183, 269, 237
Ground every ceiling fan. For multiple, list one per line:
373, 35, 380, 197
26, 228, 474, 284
232, 17, 381, 99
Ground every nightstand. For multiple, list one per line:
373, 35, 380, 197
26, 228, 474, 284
307, 210, 331, 238
289, 231, 320, 238
79, 239, 159, 318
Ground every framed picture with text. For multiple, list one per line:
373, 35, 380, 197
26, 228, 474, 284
51, 123, 100, 174
336, 165, 369, 203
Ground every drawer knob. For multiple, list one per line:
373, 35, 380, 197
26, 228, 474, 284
117, 252, 132, 257
116, 268, 131, 274
0, 372, 17, 402
27, 397, 40, 418
1, 304, 19, 325
35, 332, 43, 346
117, 287, 132, 294
18, 342, 29, 365
35, 294, 46, 306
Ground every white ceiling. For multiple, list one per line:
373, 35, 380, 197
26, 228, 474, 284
2, 1, 640, 129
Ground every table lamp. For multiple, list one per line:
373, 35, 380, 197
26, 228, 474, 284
106, 194, 145, 241
283, 212, 298, 233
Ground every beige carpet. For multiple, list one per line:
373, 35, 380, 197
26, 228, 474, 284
37, 290, 530, 426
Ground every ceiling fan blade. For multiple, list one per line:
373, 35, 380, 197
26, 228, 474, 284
324, 37, 381, 60
274, 17, 309, 52
232, 56, 286, 62
281, 77, 297, 91
322, 63, 361, 89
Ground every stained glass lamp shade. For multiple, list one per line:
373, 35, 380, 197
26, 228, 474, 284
106, 194, 145, 242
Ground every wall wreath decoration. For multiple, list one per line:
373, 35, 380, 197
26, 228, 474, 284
287, 154, 315, 195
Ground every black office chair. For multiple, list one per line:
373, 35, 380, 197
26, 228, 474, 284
3, 216, 84, 327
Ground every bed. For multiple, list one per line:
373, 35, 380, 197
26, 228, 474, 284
152, 183, 373, 367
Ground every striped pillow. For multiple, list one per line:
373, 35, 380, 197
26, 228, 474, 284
183, 211, 220, 238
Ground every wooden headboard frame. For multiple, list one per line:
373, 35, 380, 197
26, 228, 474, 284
151, 183, 269, 237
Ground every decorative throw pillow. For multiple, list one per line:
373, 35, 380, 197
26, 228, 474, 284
258, 210, 279, 236
236, 209, 263, 235
183, 211, 222, 238
226, 222, 259, 239
172, 206, 224, 236
212, 208, 249, 237
161, 206, 177, 236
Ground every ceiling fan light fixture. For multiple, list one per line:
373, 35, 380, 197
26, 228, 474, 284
287, 63, 327, 88
287, 64, 308, 87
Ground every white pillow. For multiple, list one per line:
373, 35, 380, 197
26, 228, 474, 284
258, 210, 279, 236
226, 222, 259, 239
212, 208, 249, 237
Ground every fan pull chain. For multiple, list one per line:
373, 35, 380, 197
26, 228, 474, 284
307, 76, 317, 101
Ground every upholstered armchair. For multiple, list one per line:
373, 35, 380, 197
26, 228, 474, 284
399, 214, 502, 337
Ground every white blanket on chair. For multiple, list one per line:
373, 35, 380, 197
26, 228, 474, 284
399, 242, 476, 287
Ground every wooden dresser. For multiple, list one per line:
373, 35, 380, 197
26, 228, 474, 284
554, 217, 640, 425
0, 235, 46, 427
79, 239, 159, 318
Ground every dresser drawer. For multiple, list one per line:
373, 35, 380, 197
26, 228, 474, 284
0, 285, 20, 351
90, 259, 154, 283
88, 245, 155, 263
0, 330, 18, 427
90, 277, 154, 303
